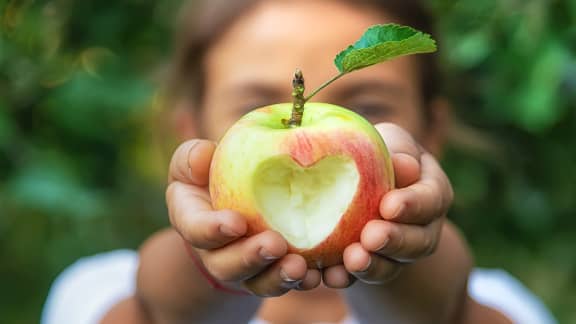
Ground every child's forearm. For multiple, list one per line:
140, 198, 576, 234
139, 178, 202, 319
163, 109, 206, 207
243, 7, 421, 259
343, 221, 474, 324
135, 229, 261, 324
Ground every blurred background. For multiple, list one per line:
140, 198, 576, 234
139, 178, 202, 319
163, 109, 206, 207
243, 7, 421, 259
1, 0, 574, 323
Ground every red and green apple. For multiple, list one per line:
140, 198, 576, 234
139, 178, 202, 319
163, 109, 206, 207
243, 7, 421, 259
209, 102, 394, 268
208, 24, 436, 269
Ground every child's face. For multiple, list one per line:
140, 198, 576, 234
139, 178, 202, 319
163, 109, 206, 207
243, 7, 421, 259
198, 0, 432, 145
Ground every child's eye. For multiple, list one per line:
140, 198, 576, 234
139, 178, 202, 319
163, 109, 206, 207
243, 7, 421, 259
349, 102, 393, 121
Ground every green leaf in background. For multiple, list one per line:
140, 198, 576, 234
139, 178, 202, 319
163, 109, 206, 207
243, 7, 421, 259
334, 24, 437, 73
449, 30, 492, 68
513, 40, 570, 132
6, 161, 106, 219
0, 101, 15, 147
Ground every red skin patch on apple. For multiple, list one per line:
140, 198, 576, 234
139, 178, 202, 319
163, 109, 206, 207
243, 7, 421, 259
276, 129, 392, 268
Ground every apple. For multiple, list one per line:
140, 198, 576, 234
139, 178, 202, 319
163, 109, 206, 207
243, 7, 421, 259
208, 23, 436, 268
209, 102, 394, 269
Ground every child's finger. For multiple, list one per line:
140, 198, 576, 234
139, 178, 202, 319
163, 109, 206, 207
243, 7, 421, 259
242, 254, 309, 297
392, 153, 421, 188
201, 230, 288, 283
168, 139, 216, 186
295, 269, 322, 291
374, 123, 422, 160
380, 153, 453, 225
374, 123, 422, 188
360, 219, 443, 262
322, 265, 356, 289
343, 243, 402, 285
166, 181, 246, 249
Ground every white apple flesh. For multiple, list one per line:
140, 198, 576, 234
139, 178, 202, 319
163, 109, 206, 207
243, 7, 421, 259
209, 103, 394, 269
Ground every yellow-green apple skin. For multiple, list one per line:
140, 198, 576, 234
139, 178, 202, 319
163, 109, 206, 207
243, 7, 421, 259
209, 103, 394, 269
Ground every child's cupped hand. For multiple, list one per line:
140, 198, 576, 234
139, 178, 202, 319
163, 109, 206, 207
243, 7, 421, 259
166, 123, 453, 297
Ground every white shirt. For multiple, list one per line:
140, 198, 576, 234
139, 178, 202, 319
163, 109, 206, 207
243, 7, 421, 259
41, 250, 557, 324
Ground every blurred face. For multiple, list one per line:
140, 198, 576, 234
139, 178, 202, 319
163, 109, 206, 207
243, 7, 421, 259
200, 0, 428, 143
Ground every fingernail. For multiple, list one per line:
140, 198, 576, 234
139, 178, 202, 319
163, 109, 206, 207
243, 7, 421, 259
187, 140, 200, 157
280, 269, 297, 282
375, 237, 389, 252
219, 224, 241, 237
186, 140, 200, 178
391, 203, 405, 219
355, 257, 372, 274
259, 248, 280, 261
280, 269, 302, 288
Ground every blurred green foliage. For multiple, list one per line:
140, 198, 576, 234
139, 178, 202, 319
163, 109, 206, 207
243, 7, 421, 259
1, 0, 574, 323
431, 1, 576, 321
1, 1, 180, 322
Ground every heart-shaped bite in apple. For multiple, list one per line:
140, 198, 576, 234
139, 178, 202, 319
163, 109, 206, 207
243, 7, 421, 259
253, 155, 359, 251
209, 103, 394, 268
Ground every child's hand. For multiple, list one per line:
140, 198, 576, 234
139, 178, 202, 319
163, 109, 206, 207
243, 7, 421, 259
321, 123, 454, 288
167, 122, 453, 294
166, 140, 322, 297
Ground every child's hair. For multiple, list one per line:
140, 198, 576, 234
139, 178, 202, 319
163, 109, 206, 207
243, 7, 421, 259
168, 0, 441, 113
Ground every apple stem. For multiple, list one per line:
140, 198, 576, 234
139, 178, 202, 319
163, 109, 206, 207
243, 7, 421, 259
304, 72, 346, 102
283, 69, 306, 127
283, 69, 347, 128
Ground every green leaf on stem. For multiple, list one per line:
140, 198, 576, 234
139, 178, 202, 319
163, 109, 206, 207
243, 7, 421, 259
334, 24, 437, 73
